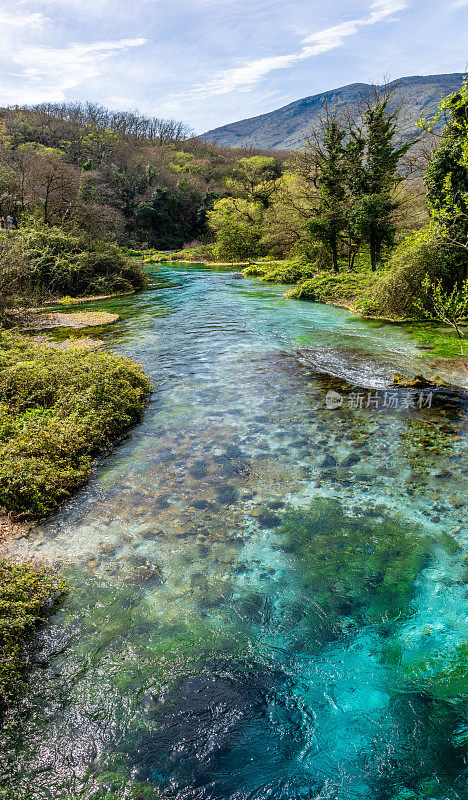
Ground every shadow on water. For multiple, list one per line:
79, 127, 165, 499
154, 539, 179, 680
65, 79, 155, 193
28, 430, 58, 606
1, 265, 467, 800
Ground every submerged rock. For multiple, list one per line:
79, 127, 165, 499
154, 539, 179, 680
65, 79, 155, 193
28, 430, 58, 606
392, 373, 449, 388
257, 510, 282, 528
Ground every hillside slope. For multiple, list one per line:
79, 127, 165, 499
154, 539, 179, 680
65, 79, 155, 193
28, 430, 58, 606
201, 73, 465, 150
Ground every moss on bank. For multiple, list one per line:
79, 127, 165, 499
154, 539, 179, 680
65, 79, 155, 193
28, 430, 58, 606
0, 559, 67, 709
0, 332, 151, 517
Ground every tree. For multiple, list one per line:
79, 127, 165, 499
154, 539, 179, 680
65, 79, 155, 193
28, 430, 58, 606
17, 144, 79, 224
135, 182, 207, 249
424, 81, 468, 277
227, 156, 282, 209
347, 97, 410, 271
303, 117, 348, 273
207, 197, 263, 260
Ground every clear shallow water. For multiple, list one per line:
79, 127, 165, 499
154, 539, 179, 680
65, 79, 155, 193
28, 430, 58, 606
1, 264, 468, 800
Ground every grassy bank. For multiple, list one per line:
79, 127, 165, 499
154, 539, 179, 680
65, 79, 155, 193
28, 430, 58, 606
0, 325, 150, 715
242, 257, 380, 311
0, 332, 151, 518
0, 559, 67, 711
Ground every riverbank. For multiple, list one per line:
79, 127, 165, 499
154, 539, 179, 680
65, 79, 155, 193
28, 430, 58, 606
0, 331, 151, 520
0, 304, 152, 712
0, 557, 67, 714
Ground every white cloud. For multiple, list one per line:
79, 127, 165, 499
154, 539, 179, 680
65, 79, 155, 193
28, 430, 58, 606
0, 38, 147, 105
452, 0, 468, 7
0, 9, 47, 27
303, 21, 362, 54
194, 0, 407, 96
367, 0, 407, 24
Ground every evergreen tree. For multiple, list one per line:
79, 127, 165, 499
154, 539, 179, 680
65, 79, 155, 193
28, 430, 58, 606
306, 118, 347, 273
347, 99, 410, 271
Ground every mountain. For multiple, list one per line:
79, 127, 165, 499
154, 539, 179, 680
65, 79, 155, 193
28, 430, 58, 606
201, 73, 465, 151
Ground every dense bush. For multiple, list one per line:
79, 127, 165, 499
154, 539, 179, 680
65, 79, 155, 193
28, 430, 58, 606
368, 227, 460, 318
0, 560, 67, 707
0, 332, 151, 517
135, 185, 214, 249
0, 222, 146, 307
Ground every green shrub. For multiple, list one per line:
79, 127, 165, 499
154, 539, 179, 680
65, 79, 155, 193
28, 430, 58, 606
286, 270, 375, 303
244, 257, 318, 284
0, 559, 67, 706
0, 221, 147, 306
0, 332, 151, 517
168, 244, 218, 262
368, 227, 461, 318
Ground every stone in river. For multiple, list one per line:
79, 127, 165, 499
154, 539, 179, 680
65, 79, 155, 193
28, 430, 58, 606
257, 510, 281, 528
215, 485, 239, 505
317, 454, 337, 468
340, 454, 360, 468
192, 499, 213, 510
267, 500, 285, 510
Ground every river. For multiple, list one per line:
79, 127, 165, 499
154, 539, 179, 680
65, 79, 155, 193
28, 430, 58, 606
1, 263, 467, 800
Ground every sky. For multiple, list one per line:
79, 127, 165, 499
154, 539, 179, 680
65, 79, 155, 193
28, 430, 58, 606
0, 0, 467, 133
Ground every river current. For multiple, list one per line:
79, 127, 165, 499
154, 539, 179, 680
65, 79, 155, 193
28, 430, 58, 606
1, 264, 467, 800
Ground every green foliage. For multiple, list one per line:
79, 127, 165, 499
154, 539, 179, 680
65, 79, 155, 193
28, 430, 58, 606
346, 99, 410, 270
416, 275, 468, 337
169, 243, 218, 262
208, 197, 264, 260
280, 499, 430, 631
227, 155, 282, 208
286, 270, 375, 304
243, 257, 318, 284
136, 185, 215, 249
425, 80, 468, 268
369, 226, 459, 318
306, 119, 348, 273
0, 220, 146, 305
0, 332, 151, 517
0, 559, 67, 706
349, 193, 397, 263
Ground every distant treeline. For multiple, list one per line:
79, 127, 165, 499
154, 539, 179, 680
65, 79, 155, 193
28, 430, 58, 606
2, 102, 192, 146
0, 102, 285, 250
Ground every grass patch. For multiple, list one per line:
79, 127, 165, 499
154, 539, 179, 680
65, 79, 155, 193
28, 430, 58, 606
0, 332, 151, 517
402, 321, 468, 358
0, 559, 67, 708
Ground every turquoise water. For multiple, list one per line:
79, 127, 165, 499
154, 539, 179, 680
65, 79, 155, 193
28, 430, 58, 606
1, 264, 468, 800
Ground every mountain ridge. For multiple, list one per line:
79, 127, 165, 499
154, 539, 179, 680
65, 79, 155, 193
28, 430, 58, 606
201, 73, 466, 150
